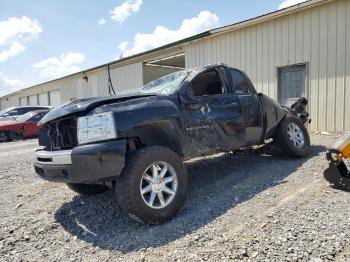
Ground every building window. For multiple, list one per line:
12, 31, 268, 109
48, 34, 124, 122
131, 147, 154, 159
278, 64, 306, 106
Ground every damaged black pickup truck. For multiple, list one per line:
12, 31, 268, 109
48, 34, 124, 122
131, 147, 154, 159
34, 64, 310, 224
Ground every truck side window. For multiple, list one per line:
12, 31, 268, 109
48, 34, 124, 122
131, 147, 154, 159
190, 70, 224, 97
229, 69, 250, 95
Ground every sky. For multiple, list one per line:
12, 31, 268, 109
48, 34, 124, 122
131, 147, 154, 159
0, 0, 308, 97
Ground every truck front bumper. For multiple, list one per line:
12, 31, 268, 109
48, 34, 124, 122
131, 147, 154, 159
34, 140, 127, 183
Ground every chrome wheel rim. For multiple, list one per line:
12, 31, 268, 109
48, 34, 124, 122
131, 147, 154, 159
287, 122, 305, 148
140, 161, 178, 209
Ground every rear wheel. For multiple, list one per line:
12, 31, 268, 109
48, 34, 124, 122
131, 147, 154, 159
0, 132, 8, 142
116, 146, 188, 224
66, 183, 109, 195
274, 115, 310, 158
8, 131, 22, 141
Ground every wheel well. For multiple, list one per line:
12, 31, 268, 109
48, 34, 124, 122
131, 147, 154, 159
127, 137, 183, 156
127, 138, 142, 152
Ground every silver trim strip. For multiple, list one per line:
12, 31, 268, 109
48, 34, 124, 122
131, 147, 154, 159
35, 150, 72, 165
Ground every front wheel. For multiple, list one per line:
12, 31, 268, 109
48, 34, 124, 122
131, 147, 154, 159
274, 115, 310, 158
116, 146, 188, 224
67, 183, 109, 195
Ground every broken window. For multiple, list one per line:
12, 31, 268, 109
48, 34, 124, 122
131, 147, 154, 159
229, 69, 250, 95
190, 70, 224, 97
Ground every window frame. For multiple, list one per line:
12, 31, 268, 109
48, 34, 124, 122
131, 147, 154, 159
226, 68, 253, 96
277, 63, 309, 106
186, 67, 230, 99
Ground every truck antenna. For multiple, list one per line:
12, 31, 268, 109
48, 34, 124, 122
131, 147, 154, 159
107, 65, 116, 96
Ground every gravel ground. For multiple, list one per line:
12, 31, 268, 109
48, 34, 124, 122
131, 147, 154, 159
0, 133, 350, 261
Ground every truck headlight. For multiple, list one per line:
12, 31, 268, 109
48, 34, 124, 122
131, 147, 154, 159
77, 112, 117, 144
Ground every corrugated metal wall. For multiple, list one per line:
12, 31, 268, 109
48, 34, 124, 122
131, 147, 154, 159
109, 62, 143, 94
0, 62, 144, 108
185, 0, 349, 131
1, 0, 348, 132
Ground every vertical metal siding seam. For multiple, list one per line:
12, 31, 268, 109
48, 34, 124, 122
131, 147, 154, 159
255, 26, 258, 88
334, 3, 338, 131
266, 23, 270, 96
242, 30, 246, 72
325, 6, 329, 131
317, 9, 320, 131
344, 0, 348, 130
294, 16, 297, 64
302, 13, 305, 63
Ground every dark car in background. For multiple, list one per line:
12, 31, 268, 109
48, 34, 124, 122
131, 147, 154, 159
0, 110, 50, 142
0, 106, 52, 121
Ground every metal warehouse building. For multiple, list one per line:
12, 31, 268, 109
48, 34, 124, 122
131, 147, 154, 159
1, 0, 349, 132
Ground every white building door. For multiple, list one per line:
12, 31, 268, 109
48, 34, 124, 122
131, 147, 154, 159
19, 97, 27, 106
39, 92, 49, 106
29, 95, 37, 105
49, 90, 61, 107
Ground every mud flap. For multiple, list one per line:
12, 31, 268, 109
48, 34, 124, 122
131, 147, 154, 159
324, 160, 350, 190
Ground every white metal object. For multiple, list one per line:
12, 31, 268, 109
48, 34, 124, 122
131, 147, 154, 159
287, 122, 305, 148
35, 150, 72, 165
140, 161, 178, 209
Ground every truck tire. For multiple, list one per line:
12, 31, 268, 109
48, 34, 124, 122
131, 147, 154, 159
66, 183, 109, 195
8, 131, 22, 141
116, 146, 188, 224
0, 132, 8, 142
274, 114, 310, 158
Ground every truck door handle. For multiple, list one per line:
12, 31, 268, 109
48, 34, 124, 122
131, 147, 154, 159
186, 103, 203, 110
222, 102, 238, 108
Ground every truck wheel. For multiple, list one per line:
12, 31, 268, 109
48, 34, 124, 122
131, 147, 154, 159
116, 146, 188, 224
66, 183, 109, 195
274, 115, 310, 158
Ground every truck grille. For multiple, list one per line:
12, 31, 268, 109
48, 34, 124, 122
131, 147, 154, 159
39, 117, 78, 151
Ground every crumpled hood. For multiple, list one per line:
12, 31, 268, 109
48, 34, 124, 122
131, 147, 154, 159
39, 93, 156, 125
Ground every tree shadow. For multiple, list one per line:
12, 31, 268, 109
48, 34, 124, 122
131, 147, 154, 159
54, 144, 326, 253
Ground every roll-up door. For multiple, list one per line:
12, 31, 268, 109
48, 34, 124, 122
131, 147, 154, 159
28, 95, 37, 105
19, 97, 27, 106
49, 90, 61, 107
39, 92, 49, 106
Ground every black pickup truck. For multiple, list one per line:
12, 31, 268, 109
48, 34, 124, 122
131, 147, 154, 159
34, 64, 310, 224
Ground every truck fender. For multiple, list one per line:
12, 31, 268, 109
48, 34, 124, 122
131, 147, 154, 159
259, 93, 287, 140
107, 99, 186, 156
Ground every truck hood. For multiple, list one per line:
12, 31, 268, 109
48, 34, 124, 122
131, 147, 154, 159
39, 93, 157, 125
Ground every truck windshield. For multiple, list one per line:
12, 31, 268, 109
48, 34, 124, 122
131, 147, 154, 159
138, 70, 190, 95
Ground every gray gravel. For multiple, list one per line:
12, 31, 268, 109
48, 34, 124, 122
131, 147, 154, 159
0, 133, 350, 261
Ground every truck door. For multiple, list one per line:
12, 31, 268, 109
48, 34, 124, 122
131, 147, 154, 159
180, 67, 247, 155
226, 68, 263, 144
